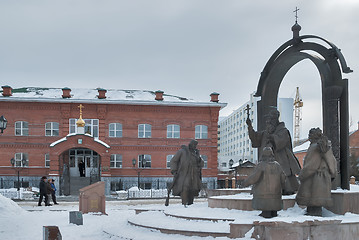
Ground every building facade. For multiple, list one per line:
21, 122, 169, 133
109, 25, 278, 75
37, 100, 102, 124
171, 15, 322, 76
0, 86, 226, 195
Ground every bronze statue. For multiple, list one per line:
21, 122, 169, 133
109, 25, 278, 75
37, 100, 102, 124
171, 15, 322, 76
246, 108, 301, 194
241, 147, 285, 218
296, 128, 337, 216
168, 139, 204, 206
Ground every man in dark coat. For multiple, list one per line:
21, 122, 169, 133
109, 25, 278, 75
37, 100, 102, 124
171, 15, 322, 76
170, 139, 204, 206
78, 160, 85, 177
246, 109, 301, 194
242, 147, 285, 218
38, 176, 50, 206
296, 128, 337, 216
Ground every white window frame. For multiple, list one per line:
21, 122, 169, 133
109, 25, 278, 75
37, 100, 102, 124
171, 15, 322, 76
166, 155, 174, 168
69, 118, 99, 138
109, 123, 123, 138
45, 153, 50, 168
15, 121, 29, 136
167, 124, 180, 138
201, 155, 208, 169
14, 153, 28, 167
45, 122, 59, 136
138, 154, 151, 168
110, 154, 122, 168
138, 124, 151, 138
195, 125, 208, 139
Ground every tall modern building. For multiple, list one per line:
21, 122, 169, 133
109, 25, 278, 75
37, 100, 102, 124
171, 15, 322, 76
218, 92, 293, 172
0, 86, 226, 195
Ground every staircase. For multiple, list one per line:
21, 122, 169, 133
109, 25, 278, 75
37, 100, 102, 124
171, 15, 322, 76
127, 208, 232, 238
70, 177, 90, 196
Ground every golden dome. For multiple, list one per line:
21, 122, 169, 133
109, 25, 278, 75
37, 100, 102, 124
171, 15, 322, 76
76, 116, 85, 127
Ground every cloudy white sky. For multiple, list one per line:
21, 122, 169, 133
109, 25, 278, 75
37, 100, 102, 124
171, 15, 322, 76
0, 0, 358, 137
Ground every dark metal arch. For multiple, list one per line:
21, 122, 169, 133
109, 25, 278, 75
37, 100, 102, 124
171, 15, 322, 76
255, 35, 351, 189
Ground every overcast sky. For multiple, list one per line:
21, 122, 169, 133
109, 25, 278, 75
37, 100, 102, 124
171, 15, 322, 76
0, 0, 358, 138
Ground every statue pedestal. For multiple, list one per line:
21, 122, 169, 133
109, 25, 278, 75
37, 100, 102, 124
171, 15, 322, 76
230, 219, 359, 239
327, 190, 359, 215
208, 193, 296, 211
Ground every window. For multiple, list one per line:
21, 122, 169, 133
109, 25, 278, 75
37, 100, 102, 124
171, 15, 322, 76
201, 155, 208, 169
138, 124, 151, 138
45, 154, 50, 168
166, 155, 174, 168
195, 125, 208, 139
221, 162, 227, 167
110, 154, 122, 168
167, 124, 180, 138
15, 121, 28, 136
110, 181, 123, 191
69, 119, 99, 137
139, 182, 152, 190
45, 122, 59, 136
109, 123, 122, 137
14, 153, 28, 167
138, 154, 151, 168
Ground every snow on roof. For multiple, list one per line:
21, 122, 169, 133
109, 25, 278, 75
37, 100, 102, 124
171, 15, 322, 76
0, 87, 227, 108
293, 140, 310, 153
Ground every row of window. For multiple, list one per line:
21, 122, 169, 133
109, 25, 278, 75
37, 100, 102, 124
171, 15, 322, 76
110, 154, 208, 169
13, 153, 208, 169
14, 120, 209, 139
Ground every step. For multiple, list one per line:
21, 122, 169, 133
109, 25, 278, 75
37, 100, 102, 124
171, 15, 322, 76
70, 177, 90, 195
208, 192, 296, 211
128, 210, 230, 237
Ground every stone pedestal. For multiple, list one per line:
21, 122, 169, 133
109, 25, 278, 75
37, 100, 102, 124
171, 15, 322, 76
69, 211, 83, 225
79, 181, 106, 214
327, 191, 359, 215
230, 220, 359, 239
208, 194, 296, 211
43, 226, 62, 240
207, 188, 251, 197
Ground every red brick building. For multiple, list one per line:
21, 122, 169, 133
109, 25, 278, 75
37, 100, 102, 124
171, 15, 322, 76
350, 122, 359, 159
0, 86, 226, 195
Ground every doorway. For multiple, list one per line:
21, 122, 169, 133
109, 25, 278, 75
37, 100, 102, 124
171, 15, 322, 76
69, 149, 99, 177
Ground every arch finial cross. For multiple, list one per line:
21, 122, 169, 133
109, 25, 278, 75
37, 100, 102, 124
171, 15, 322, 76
294, 7, 300, 23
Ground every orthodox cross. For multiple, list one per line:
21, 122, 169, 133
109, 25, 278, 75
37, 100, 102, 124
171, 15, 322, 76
245, 104, 251, 120
78, 104, 84, 118
294, 7, 300, 23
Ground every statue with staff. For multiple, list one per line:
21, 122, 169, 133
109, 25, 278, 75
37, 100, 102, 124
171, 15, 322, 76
165, 139, 204, 206
246, 105, 301, 195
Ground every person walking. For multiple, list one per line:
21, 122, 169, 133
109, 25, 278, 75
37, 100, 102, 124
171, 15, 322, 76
49, 178, 58, 205
45, 179, 53, 206
38, 176, 50, 206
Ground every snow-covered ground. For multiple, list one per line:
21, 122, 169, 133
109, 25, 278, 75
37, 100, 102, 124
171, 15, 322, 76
1, 186, 359, 240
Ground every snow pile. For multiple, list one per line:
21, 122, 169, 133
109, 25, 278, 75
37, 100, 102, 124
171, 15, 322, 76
0, 194, 26, 216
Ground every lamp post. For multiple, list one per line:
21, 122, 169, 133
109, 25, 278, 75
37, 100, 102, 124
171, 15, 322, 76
132, 157, 147, 190
0, 115, 7, 133
10, 157, 27, 198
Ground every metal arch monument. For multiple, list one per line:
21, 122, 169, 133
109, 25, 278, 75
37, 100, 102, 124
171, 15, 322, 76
254, 20, 353, 189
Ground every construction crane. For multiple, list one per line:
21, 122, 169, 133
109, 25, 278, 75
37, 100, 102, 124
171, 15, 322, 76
293, 87, 303, 147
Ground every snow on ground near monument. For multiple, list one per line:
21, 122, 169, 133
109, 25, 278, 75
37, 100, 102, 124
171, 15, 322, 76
1, 193, 359, 240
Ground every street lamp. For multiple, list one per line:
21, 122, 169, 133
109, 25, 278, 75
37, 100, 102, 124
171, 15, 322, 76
132, 157, 147, 190
0, 115, 8, 133
10, 157, 27, 196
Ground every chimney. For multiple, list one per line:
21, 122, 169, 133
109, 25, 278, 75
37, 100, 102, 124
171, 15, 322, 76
97, 88, 107, 99
2, 85, 12, 97
210, 92, 219, 102
62, 87, 71, 98
155, 90, 164, 101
